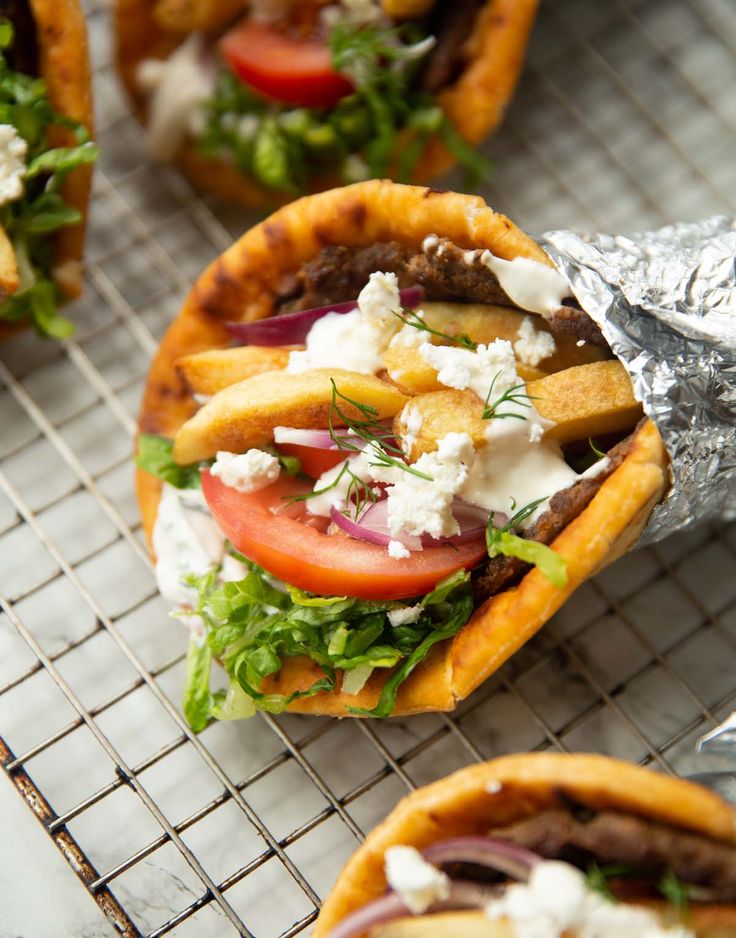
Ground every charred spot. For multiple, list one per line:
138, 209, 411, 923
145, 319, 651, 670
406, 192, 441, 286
196, 261, 244, 319
156, 380, 189, 402
263, 220, 292, 253
347, 200, 367, 229
139, 411, 163, 435
424, 187, 449, 197
553, 788, 597, 823
312, 224, 334, 248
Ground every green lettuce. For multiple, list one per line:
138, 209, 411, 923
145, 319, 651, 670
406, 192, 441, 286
135, 434, 202, 489
182, 562, 474, 728
0, 21, 99, 338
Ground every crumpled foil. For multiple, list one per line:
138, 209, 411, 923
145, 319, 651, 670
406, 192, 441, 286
542, 216, 736, 544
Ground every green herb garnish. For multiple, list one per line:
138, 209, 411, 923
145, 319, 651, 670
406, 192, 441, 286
486, 498, 568, 588
658, 869, 692, 917
482, 371, 535, 421
392, 307, 478, 351
584, 862, 635, 903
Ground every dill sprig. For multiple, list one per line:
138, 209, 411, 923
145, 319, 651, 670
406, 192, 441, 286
589, 437, 606, 459
391, 307, 478, 351
328, 380, 433, 482
482, 371, 535, 421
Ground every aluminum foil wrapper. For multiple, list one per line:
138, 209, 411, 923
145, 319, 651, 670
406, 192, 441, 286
542, 216, 736, 545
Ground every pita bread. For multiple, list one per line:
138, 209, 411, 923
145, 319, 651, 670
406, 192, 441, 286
115, 0, 539, 206
0, 0, 94, 340
136, 181, 669, 717
313, 752, 736, 936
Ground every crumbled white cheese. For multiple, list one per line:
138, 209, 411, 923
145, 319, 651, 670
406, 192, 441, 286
422, 234, 439, 252
576, 339, 586, 347
389, 308, 429, 349
0, 124, 27, 206
485, 860, 693, 938
387, 539, 411, 560
137, 34, 215, 161
320, 0, 383, 27
210, 449, 280, 493
384, 846, 451, 915
374, 432, 476, 540
398, 402, 424, 456
388, 604, 423, 626
287, 271, 402, 375
463, 249, 479, 266
479, 250, 571, 317
152, 485, 226, 610
419, 339, 520, 412
514, 317, 556, 367
485, 779, 503, 794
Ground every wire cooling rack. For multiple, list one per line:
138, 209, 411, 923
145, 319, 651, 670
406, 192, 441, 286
2, 0, 736, 935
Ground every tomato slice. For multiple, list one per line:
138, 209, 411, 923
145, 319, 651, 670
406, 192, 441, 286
278, 442, 346, 479
219, 20, 353, 109
201, 471, 487, 600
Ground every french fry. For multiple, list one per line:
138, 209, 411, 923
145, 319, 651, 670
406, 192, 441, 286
153, 0, 245, 34
384, 302, 606, 394
371, 911, 512, 937
396, 360, 642, 460
0, 224, 19, 299
173, 368, 409, 464
381, 0, 436, 17
175, 346, 292, 396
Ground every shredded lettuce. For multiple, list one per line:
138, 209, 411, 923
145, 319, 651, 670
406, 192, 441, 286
486, 505, 568, 589
135, 434, 203, 489
196, 21, 491, 193
182, 563, 474, 728
0, 21, 99, 338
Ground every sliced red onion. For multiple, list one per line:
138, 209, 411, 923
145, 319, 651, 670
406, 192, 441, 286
273, 427, 356, 451
422, 836, 540, 882
326, 880, 498, 938
330, 502, 422, 552
334, 498, 488, 552
227, 286, 424, 346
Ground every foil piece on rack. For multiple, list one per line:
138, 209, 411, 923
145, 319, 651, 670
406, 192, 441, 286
542, 216, 736, 545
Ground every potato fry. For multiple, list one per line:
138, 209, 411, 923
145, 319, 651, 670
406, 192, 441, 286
396, 360, 641, 460
530, 360, 642, 443
371, 911, 512, 938
173, 368, 409, 464
175, 346, 293, 396
384, 302, 606, 394
153, 0, 245, 34
0, 224, 19, 299
381, 0, 436, 18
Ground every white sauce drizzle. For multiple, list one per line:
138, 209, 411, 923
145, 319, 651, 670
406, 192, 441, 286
478, 250, 571, 317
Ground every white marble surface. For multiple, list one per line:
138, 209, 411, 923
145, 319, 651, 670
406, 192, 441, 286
0, 772, 116, 938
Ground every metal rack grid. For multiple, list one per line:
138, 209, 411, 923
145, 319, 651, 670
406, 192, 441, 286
2, 0, 736, 934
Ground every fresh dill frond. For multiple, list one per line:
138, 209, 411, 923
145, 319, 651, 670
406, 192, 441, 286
589, 437, 606, 459
584, 862, 634, 903
391, 307, 478, 351
482, 371, 535, 421
658, 869, 691, 917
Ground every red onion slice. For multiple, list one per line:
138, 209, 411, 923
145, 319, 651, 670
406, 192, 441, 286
330, 503, 422, 552
273, 427, 357, 451
227, 286, 424, 346
326, 880, 498, 938
422, 836, 540, 881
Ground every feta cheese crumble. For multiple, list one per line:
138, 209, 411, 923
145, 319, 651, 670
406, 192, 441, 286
420, 339, 521, 407
375, 432, 476, 540
388, 539, 411, 560
485, 860, 693, 938
388, 604, 423, 626
384, 846, 451, 914
514, 316, 556, 367
0, 124, 27, 206
287, 271, 403, 374
137, 34, 215, 161
479, 250, 571, 317
210, 449, 280, 493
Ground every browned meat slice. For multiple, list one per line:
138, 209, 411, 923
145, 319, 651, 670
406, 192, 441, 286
282, 237, 606, 347
419, 0, 485, 94
474, 429, 638, 603
282, 242, 415, 312
490, 808, 736, 901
